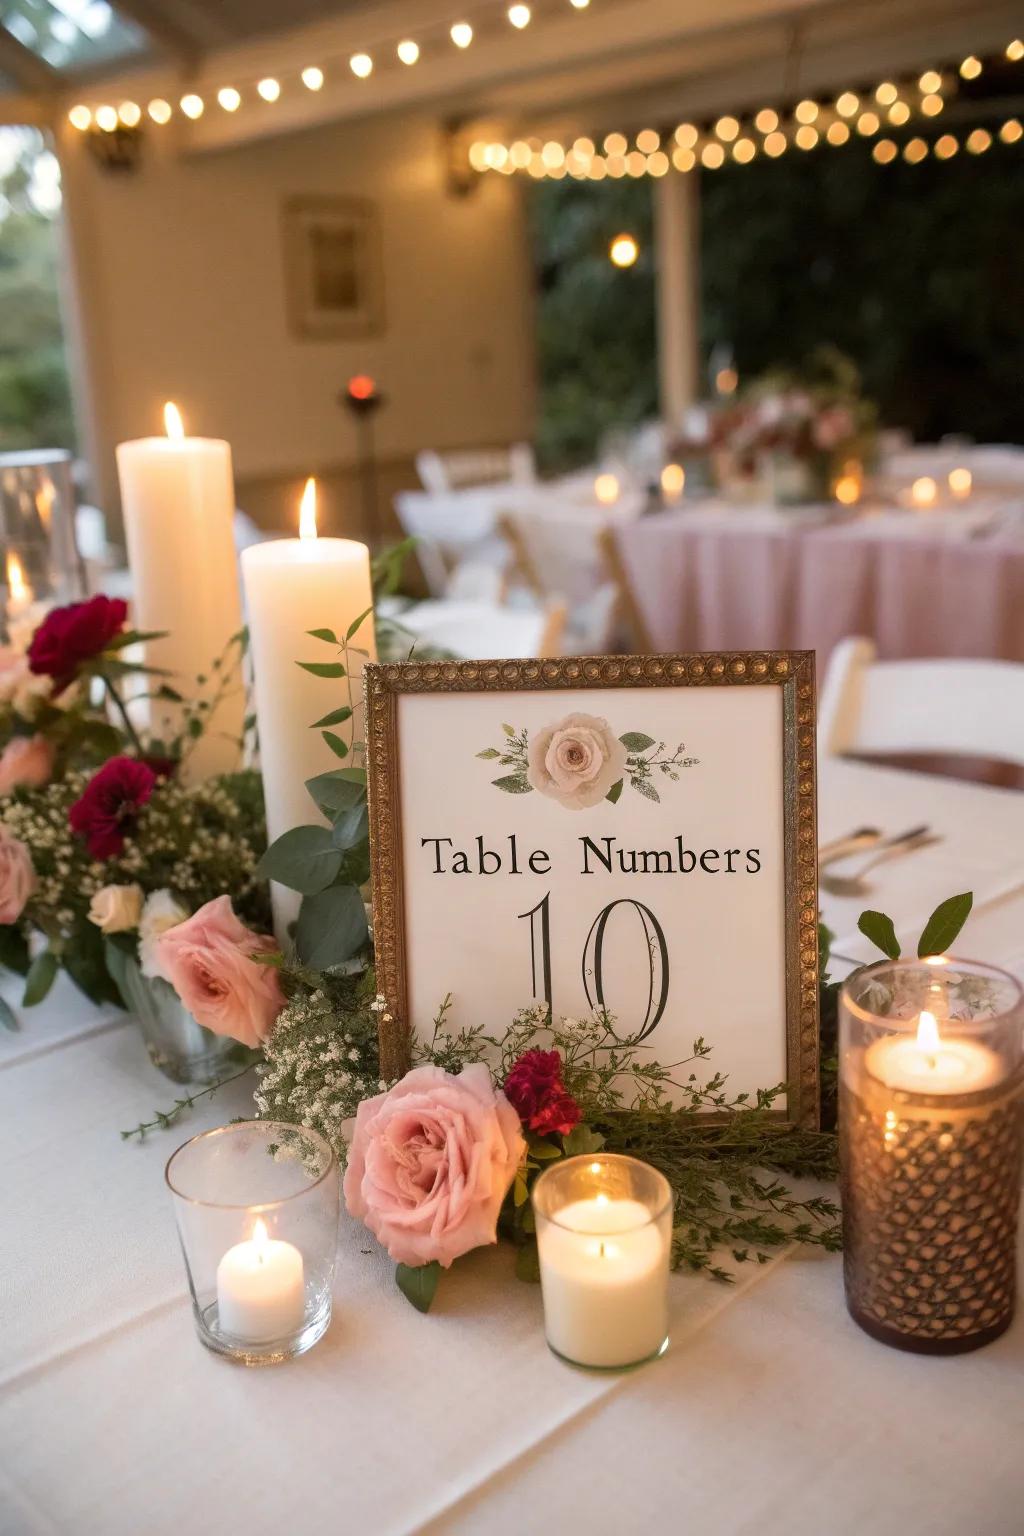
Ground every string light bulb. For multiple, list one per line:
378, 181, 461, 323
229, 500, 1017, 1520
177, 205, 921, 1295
826, 121, 850, 146
148, 98, 172, 124
604, 131, 627, 155
795, 125, 819, 150
764, 131, 787, 157
609, 234, 639, 268
934, 134, 958, 159
873, 139, 897, 164
257, 77, 280, 101
875, 82, 898, 105
95, 104, 118, 131
856, 111, 880, 136
701, 142, 726, 168
960, 56, 982, 79
508, 4, 531, 25
1007, 40, 1023, 62
68, 104, 91, 130
118, 101, 141, 127
754, 108, 779, 133
569, 0, 590, 8
636, 128, 660, 153
218, 86, 241, 111
904, 138, 928, 163
714, 115, 739, 142
920, 94, 943, 116
836, 91, 859, 118
450, 22, 473, 47
733, 137, 756, 163
795, 99, 818, 124
180, 93, 204, 119
301, 66, 324, 90
919, 70, 942, 93
674, 123, 698, 149
1000, 118, 1023, 144
397, 39, 419, 64
350, 53, 373, 77
888, 101, 910, 125
966, 127, 991, 153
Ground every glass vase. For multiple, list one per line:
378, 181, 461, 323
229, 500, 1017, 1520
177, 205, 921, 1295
117, 952, 235, 1084
0, 449, 85, 641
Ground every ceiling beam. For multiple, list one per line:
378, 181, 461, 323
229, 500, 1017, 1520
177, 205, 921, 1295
106, 0, 229, 61
0, 24, 58, 96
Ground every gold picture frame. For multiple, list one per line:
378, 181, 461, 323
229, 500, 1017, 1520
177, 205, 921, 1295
281, 194, 384, 340
366, 651, 819, 1128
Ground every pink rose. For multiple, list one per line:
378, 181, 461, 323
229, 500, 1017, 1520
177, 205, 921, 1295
527, 712, 628, 811
0, 823, 35, 923
156, 895, 284, 1048
0, 735, 55, 796
344, 1063, 525, 1268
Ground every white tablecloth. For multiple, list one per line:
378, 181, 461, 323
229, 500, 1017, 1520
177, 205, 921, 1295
2, 760, 1023, 1536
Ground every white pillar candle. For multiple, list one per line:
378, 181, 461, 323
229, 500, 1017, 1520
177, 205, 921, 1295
240, 478, 375, 938
864, 1009, 1002, 1095
216, 1218, 306, 1343
537, 1194, 670, 1368
115, 403, 244, 782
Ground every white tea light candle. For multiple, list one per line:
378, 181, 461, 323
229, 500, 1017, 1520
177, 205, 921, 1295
864, 1009, 1002, 1095
534, 1155, 672, 1369
216, 1217, 305, 1343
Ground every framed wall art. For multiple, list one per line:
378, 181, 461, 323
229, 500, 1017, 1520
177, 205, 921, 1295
282, 194, 384, 340
366, 652, 819, 1127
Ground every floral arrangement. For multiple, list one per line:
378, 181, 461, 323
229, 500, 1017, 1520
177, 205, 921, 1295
478, 714, 698, 808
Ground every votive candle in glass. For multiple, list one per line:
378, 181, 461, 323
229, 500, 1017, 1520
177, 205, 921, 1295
533, 1154, 672, 1369
840, 958, 1023, 1354
166, 1120, 340, 1365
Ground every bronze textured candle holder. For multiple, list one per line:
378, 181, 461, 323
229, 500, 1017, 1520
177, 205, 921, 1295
840, 958, 1024, 1355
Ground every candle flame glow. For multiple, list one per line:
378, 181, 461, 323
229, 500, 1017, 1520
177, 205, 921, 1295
252, 1216, 269, 1261
6, 551, 27, 604
299, 477, 318, 540
594, 473, 619, 505
164, 401, 185, 440
911, 475, 937, 508
916, 1009, 941, 1054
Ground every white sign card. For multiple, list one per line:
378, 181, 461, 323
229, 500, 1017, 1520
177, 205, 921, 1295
367, 653, 819, 1127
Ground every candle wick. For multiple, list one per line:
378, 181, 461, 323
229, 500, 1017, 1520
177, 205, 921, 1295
599, 1241, 605, 1259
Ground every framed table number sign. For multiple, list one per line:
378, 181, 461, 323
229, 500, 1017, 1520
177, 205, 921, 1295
366, 652, 819, 1127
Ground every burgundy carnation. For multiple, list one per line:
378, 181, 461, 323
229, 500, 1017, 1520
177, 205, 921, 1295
503, 1048, 581, 1137
69, 757, 156, 860
28, 595, 128, 686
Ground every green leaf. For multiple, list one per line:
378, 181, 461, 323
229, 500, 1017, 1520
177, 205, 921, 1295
63, 921, 122, 1007
310, 705, 353, 729
476, 748, 501, 759
346, 606, 374, 641
605, 778, 623, 804
526, 1134, 563, 1160
395, 1260, 441, 1313
103, 937, 134, 1009
296, 661, 347, 679
620, 732, 655, 752
305, 768, 366, 817
501, 723, 516, 736
332, 801, 369, 852
857, 909, 901, 960
0, 993, 19, 1031
514, 1244, 541, 1283
102, 628, 168, 652
295, 884, 368, 970
307, 627, 339, 644
0, 924, 31, 976
23, 949, 58, 1007
562, 1124, 606, 1157
513, 1173, 529, 1207
322, 731, 349, 760
492, 774, 532, 794
632, 778, 660, 803
257, 826, 342, 895
918, 892, 973, 959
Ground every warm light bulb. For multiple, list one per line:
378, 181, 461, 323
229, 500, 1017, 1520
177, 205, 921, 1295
625, 150, 645, 177
916, 1010, 941, 1054
508, 3, 531, 26
715, 366, 739, 395
180, 94, 204, 120
795, 99, 818, 124
715, 115, 739, 142
397, 39, 419, 64
118, 101, 141, 127
450, 22, 473, 47
795, 125, 819, 150
573, 136, 595, 158
68, 104, 92, 131
754, 108, 778, 134
594, 471, 621, 502
350, 53, 373, 78
701, 142, 726, 168
299, 476, 318, 540
218, 86, 241, 111
148, 98, 172, 124
920, 95, 943, 117
960, 55, 982, 80
948, 467, 972, 499
1007, 39, 1024, 63
911, 476, 937, 507
636, 128, 660, 153
95, 105, 118, 132
469, 141, 489, 171
674, 123, 698, 149
301, 66, 324, 90
826, 121, 850, 146
875, 81, 898, 106
873, 139, 897, 164
164, 401, 185, 440
661, 463, 685, 500
257, 77, 280, 102
966, 127, 992, 154
904, 138, 928, 164
732, 138, 756, 163
934, 134, 958, 159
764, 131, 787, 157
647, 150, 669, 176
835, 92, 859, 118
1001, 118, 1023, 143
919, 70, 942, 94
834, 473, 861, 505
6, 552, 27, 605
856, 111, 880, 136
604, 131, 627, 156
570, 0, 590, 9
672, 147, 696, 172
888, 101, 910, 125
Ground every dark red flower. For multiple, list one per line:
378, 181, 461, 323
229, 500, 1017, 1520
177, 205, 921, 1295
69, 757, 156, 860
504, 1049, 582, 1137
28, 595, 128, 686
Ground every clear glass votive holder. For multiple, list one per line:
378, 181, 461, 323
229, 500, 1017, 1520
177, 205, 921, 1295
166, 1120, 340, 1365
840, 958, 1024, 1355
533, 1153, 672, 1370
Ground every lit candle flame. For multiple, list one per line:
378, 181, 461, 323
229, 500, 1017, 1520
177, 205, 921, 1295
299, 476, 318, 540
164, 401, 185, 440
594, 473, 619, 506
916, 1009, 941, 1060
911, 475, 937, 508
6, 551, 27, 605
252, 1216, 269, 1261
35, 478, 55, 529
948, 466, 972, 500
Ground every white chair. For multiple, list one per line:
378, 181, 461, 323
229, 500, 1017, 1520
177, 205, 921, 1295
499, 506, 632, 653
393, 488, 509, 598
415, 444, 536, 494
818, 637, 1024, 768
394, 598, 567, 659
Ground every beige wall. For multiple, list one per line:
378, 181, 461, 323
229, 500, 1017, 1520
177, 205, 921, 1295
57, 109, 536, 538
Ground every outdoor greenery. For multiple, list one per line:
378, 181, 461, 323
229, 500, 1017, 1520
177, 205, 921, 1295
531, 129, 1024, 470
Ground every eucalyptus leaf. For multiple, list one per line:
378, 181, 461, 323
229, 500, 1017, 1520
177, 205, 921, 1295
395, 1260, 441, 1313
307, 627, 339, 644
322, 731, 349, 760
305, 768, 366, 816
857, 909, 901, 960
296, 661, 346, 679
562, 1124, 605, 1156
0, 923, 31, 976
103, 937, 133, 1008
605, 779, 623, 804
0, 994, 19, 1031
295, 884, 368, 970
23, 949, 58, 1007
492, 774, 532, 794
476, 748, 500, 760
918, 891, 973, 959
513, 1173, 529, 1207
346, 606, 374, 641
620, 732, 656, 752
310, 705, 353, 730
257, 826, 342, 895
632, 778, 660, 803
332, 801, 369, 852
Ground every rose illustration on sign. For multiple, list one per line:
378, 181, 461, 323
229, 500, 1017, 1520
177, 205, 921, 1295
477, 713, 698, 808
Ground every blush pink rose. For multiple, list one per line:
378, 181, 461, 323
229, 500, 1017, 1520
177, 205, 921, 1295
344, 1063, 525, 1268
0, 735, 55, 796
0, 823, 35, 923
156, 895, 284, 1048
527, 712, 628, 810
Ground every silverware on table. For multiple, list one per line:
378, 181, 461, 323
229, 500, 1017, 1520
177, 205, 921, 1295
818, 827, 883, 868
821, 825, 939, 899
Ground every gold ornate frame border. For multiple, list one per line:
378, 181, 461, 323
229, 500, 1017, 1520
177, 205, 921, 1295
365, 651, 819, 1129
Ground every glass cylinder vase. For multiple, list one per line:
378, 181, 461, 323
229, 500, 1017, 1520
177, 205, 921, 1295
533, 1153, 672, 1370
0, 449, 85, 642
840, 958, 1024, 1354
116, 952, 235, 1084
166, 1120, 340, 1365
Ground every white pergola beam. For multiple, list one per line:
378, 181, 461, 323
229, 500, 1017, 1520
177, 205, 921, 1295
0, 24, 57, 96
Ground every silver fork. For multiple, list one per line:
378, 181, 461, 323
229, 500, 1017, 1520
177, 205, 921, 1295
821, 825, 939, 898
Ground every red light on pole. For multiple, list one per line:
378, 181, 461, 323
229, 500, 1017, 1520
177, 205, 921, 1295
347, 374, 376, 401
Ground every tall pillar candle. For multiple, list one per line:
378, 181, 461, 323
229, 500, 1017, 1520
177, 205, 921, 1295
116, 403, 244, 781
240, 478, 375, 939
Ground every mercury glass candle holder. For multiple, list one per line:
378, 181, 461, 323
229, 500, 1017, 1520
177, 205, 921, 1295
533, 1153, 672, 1370
166, 1121, 340, 1365
840, 958, 1024, 1354
0, 449, 84, 640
